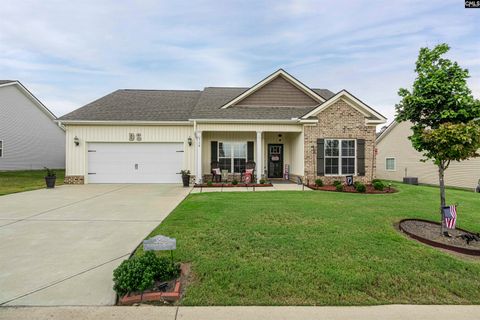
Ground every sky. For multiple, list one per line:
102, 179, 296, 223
0, 0, 479, 125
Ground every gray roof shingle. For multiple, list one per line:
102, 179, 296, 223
58, 86, 336, 121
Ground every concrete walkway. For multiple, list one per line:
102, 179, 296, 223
1, 305, 480, 320
0, 184, 190, 306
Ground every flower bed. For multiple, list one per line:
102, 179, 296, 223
194, 183, 273, 188
399, 219, 480, 256
307, 184, 397, 194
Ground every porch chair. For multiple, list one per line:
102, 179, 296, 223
211, 161, 221, 183
241, 161, 256, 184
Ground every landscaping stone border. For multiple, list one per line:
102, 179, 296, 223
307, 184, 397, 194
399, 218, 480, 256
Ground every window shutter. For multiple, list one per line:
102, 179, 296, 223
357, 139, 365, 176
247, 141, 254, 162
211, 141, 218, 162
317, 139, 325, 176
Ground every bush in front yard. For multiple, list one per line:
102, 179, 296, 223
113, 251, 179, 296
232, 179, 238, 185
335, 184, 344, 192
259, 178, 266, 184
333, 180, 342, 187
373, 181, 385, 191
207, 181, 213, 187
372, 179, 381, 184
315, 179, 323, 187
355, 182, 366, 193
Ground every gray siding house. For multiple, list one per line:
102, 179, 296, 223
0, 80, 65, 170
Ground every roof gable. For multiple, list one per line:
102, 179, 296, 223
221, 69, 325, 109
0, 80, 58, 121
301, 90, 387, 124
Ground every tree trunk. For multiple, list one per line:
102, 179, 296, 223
438, 164, 446, 235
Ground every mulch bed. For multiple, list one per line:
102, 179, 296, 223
399, 219, 480, 256
194, 183, 273, 188
308, 184, 397, 194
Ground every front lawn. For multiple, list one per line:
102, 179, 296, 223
138, 183, 480, 305
0, 169, 65, 196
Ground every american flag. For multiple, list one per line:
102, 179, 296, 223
444, 205, 457, 229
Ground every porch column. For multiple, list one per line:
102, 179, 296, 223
256, 131, 262, 183
195, 130, 203, 184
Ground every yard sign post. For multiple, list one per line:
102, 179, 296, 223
143, 235, 177, 265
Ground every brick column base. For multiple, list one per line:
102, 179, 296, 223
64, 175, 85, 184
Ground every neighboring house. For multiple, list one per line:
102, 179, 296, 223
57, 69, 386, 184
376, 120, 480, 189
0, 80, 65, 170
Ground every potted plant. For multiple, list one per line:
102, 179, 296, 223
180, 170, 191, 187
44, 167, 56, 189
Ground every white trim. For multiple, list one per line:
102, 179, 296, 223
376, 121, 398, 143
220, 69, 325, 109
324, 139, 357, 176
217, 141, 248, 174
302, 90, 387, 124
0, 81, 59, 121
58, 120, 192, 126
385, 157, 396, 171
191, 118, 300, 124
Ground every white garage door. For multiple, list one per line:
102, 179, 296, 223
87, 143, 184, 183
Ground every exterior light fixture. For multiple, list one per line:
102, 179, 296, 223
74, 136, 80, 146
187, 137, 192, 146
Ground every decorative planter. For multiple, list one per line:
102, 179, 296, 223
182, 175, 190, 187
45, 176, 56, 189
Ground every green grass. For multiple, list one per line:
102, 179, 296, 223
0, 169, 65, 196
138, 182, 480, 305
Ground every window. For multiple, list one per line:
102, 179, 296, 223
386, 157, 396, 171
0, 140, 2, 157
218, 142, 247, 173
324, 139, 356, 175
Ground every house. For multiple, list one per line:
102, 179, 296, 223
0, 80, 65, 170
57, 69, 386, 184
376, 120, 480, 189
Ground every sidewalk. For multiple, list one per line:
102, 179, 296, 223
1, 305, 480, 320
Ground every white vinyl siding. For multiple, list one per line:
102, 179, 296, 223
325, 139, 356, 175
0, 85, 65, 170
385, 157, 396, 171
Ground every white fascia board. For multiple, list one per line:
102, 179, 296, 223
56, 120, 193, 126
189, 118, 299, 124
220, 69, 325, 109
301, 90, 387, 123
376, 120, 398, 143
1, 81, 58, 120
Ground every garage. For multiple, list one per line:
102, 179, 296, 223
87, 142, 184, 183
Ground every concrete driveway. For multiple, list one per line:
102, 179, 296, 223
0, 184, 190, 306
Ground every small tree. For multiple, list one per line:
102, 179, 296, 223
396, 43, 480, 234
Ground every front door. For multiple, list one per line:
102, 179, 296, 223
268, 144, 283, 178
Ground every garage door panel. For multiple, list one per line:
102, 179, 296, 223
88, 143, 183, 183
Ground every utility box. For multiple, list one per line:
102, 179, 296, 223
403, 177, 419, 185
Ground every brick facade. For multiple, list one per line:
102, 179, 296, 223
303, 100, 377, 185
64, 175, 85, 184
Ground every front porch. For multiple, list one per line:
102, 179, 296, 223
194, 127, 304, 184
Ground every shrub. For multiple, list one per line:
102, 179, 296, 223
113, 251, 179, 296
373, 181, 385, 191
207, 180, 213, 187
372, 179, 381, 184
355, 183, 366, 193
335, 183, 344, 192
259, 179, 266, 184
315, 179, 323, 187
333, 180, 342, 187
353, 181, 361, 188
44, 167, 56, 177
232, 179, 238, 185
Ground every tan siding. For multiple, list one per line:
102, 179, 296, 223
377, 121, 480, 189
196, 123, 302, 132
65, 125, 194, 182
234, 75, 318, 107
